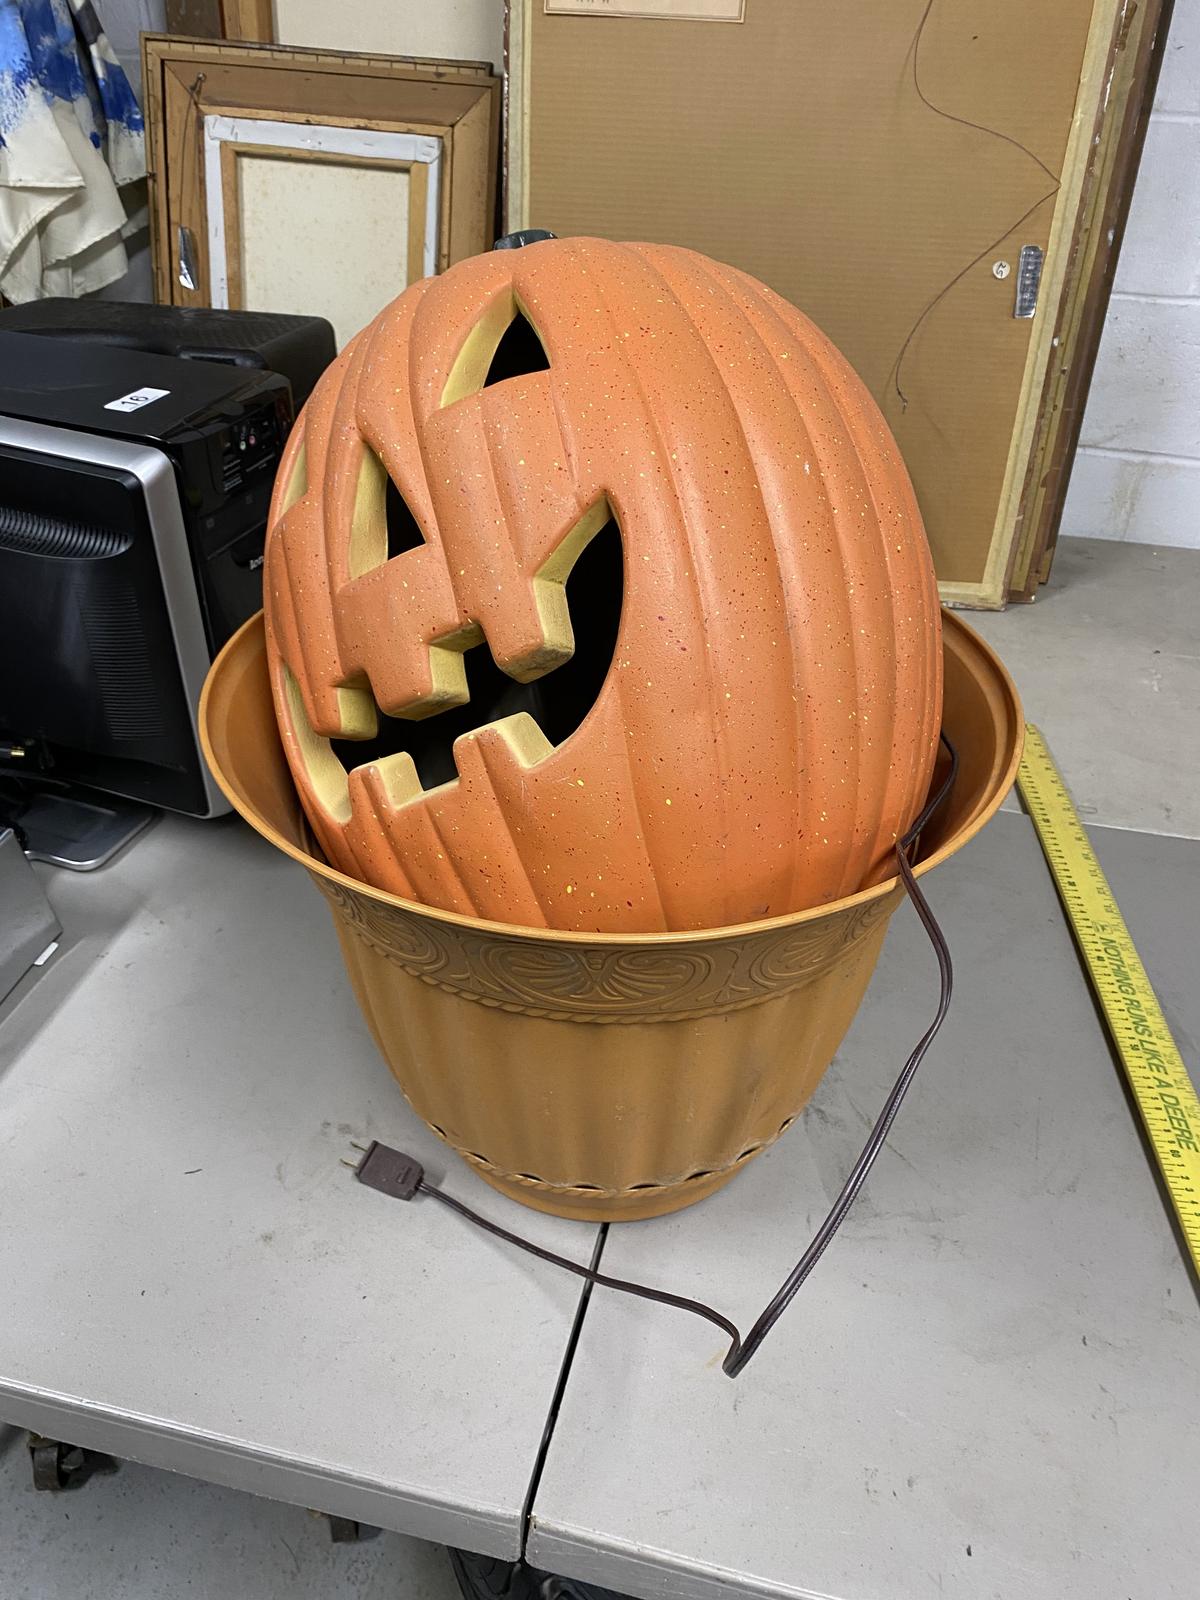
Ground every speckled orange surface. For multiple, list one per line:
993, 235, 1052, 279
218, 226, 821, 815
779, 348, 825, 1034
263, 237, 943, 933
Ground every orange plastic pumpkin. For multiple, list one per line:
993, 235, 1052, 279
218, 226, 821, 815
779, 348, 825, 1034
263, 237, 942, 934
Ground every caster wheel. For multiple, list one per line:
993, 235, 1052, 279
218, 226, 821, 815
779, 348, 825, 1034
25, 1435, 113, 1492
448, 1548, 634, 1600
307, 1509, 380, 1543
29, 1437, 73, 1491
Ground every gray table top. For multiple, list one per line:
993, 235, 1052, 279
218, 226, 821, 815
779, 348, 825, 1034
3, 808, 1195, 1594
528, 813, 1200, 1600
0, 816, 599, 1558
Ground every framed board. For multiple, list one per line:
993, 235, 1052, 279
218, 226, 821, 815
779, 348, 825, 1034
143, 37, 500, 346
506, 0, 1170, 606
202, 119, 441, 348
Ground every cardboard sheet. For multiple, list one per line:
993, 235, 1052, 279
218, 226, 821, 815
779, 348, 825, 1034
514, 0, 1098, 602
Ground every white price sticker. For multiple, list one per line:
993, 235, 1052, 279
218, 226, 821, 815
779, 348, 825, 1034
104, 387, 170, 413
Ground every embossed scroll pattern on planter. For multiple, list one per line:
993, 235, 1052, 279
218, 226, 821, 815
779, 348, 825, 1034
313, 870, 901, 1024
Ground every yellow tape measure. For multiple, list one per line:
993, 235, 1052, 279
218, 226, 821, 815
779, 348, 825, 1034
1017, 724, 1200, 1272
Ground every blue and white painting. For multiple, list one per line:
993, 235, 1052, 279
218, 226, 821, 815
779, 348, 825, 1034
1, 0, 146, 299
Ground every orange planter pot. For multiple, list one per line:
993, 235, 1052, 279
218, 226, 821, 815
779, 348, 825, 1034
201, 609, 1020, 1222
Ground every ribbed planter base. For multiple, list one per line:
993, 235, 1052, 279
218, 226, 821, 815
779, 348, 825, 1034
201, 611, 1021, 1222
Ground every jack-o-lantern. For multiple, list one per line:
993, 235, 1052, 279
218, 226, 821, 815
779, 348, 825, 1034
264, 237, 942, 934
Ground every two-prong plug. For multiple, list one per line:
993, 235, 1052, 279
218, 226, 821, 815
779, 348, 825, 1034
342, 1140, 424, 1201
339, 1136, 746, 1373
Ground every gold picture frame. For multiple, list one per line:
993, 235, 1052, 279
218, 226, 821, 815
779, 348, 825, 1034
143, 37, 500, 344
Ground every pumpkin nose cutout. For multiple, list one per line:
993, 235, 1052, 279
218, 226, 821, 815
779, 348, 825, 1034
424, 378, 600, 683
428, 291, 590, 684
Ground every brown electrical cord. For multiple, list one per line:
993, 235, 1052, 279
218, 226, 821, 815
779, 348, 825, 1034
423, 1185, 740, 1351
416, 733, 959, 1379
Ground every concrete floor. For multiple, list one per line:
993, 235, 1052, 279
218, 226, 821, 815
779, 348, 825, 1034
0, 1425, 461, 1600
2, 534, 1196, 1598
967, 537, 1200, 839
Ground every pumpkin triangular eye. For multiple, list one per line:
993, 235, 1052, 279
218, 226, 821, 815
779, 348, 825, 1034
349, 444, 426, 577
385, 475, 425, 557
484, 309, 550, 387
440, 294, 552, 408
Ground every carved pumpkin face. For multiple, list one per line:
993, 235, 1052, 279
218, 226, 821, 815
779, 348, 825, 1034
264, 237, 942, 933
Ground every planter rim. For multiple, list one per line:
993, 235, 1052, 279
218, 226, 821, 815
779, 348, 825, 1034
200, 608, 1022, 951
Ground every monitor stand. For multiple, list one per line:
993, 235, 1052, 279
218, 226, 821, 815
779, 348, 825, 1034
16, 788, 157, 871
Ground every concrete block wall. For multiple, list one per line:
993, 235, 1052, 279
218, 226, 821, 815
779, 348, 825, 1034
271, 0, 504, 69
1061, 0, 1200, 548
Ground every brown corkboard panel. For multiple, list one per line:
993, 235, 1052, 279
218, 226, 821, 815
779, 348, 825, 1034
508, 0, 1119, 607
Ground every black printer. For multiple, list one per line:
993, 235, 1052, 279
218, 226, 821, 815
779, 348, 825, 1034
0, 298, 334, 412
0, 330, 297, 862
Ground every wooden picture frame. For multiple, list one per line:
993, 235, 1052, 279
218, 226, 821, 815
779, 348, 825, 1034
1005, 0, 1174, 600
221, 0, 273, 41
506, 0, 1170, 607
143, 37, 500, 344
202, 119, 442, 345
164, 1, 274, 43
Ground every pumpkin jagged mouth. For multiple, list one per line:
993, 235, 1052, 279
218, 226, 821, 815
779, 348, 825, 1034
288, 510, 624, 818
276, 295, 634, 820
